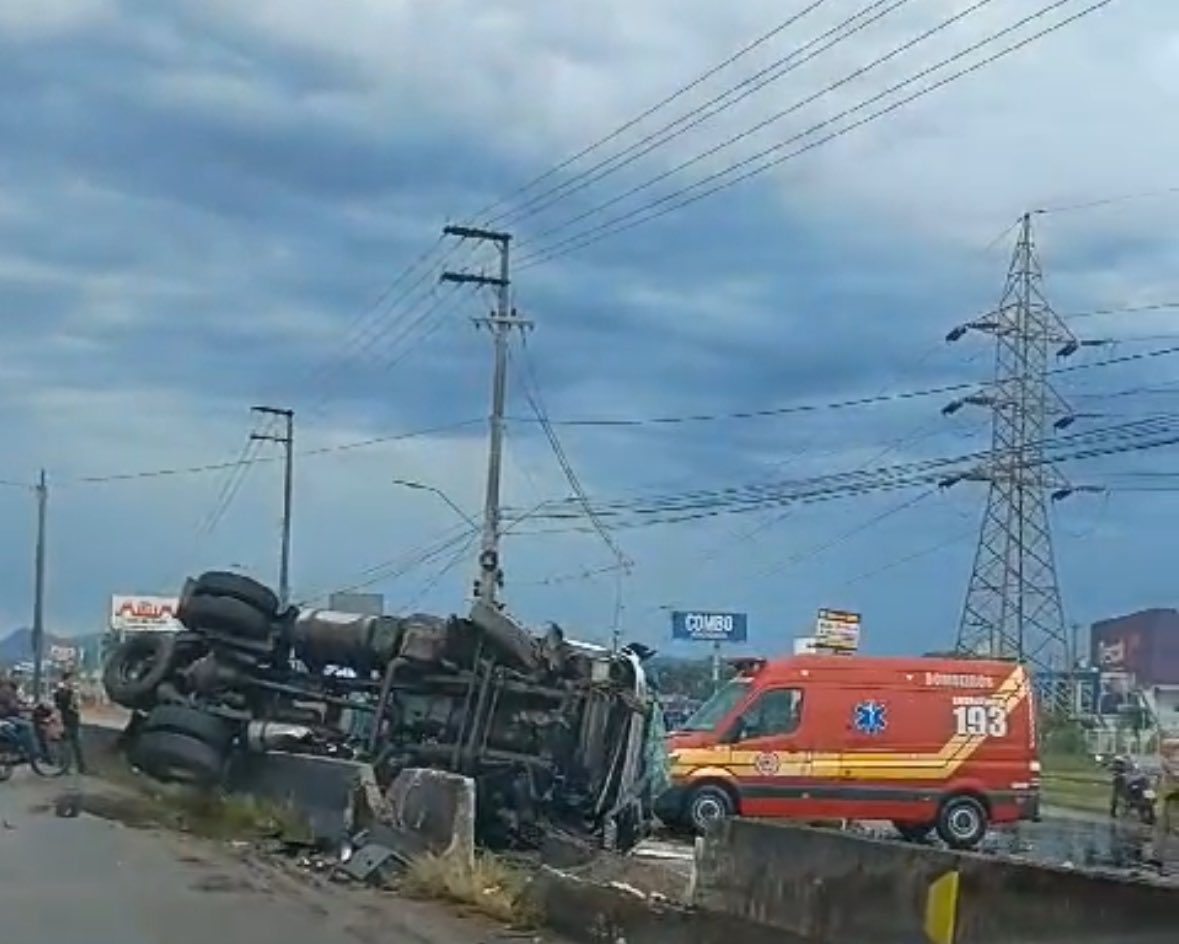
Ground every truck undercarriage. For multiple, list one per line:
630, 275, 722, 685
102, 571, 665, 851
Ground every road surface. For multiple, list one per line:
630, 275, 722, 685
0, 771, 547, 944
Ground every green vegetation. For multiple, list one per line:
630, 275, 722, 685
1041, 752, 1108, 815
80, 768, 312, 843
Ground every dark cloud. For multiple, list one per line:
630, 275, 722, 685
0, 2, 1174, 655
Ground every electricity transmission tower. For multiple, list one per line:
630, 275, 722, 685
941, 212, 1087, 692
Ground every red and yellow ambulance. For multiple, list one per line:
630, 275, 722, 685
657, 655, 1040, 848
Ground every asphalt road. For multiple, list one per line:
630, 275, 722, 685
0, 772, 542, 944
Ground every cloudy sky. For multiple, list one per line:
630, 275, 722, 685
2, 0, 1178, 660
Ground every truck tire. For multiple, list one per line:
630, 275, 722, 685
179, 594, 272, 640
142, 705, 236, 752
687, 784, 736, 835
191, 571, 279, 616
132, 731, 225, 787
103, 634, 179, 709
936, 795, 989, 849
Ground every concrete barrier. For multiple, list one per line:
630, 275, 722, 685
224, 751, 365, 846
82, 721, 363, 846
526, 866, 799, 944
694, 818, 1179, 944
379, 767, 476, 867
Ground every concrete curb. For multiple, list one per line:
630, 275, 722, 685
525, 866, 799, 944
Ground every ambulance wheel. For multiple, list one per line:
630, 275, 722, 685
687, 784, 735, 834
937, 795, 988, 849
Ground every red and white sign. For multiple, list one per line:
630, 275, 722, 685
110, 595, 181, 633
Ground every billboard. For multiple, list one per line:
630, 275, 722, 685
48, 644, 78, 665
815, 608, 861, 653
671, 610, 748, 643
110, 595, 182, 633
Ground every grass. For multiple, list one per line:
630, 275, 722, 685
77, 763, 313, 844
402, 850, 539, 927
166, 788, 313, 842
1041, 753, 1109, 815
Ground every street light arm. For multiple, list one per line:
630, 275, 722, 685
391, 479, 480, 531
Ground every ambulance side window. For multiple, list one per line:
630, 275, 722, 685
732, 688, 803, 741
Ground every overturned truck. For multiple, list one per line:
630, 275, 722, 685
103, 571, 665, 850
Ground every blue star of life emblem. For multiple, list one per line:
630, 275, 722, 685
854, 700, 887, 735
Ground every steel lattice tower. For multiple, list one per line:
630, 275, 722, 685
942, 213, 1078, 683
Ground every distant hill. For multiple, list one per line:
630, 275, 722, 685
0, 628, 104, 668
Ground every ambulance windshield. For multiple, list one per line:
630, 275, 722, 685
680, 678, 751, 732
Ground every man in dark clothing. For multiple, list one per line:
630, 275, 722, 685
0, 671, 41, 762
53, 670, 85, 774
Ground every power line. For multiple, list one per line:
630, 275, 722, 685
516, 0, 1117, 270
496, 0, 908, 229
64, 418, 482, 485
1036, 186, 1179, 215
296, 523, 477, 607
473, 0, 838, 222
513, 414, 1179, 528
517, 0, 986, 247
509, 341, 1179, 429
515, 342, 628, 571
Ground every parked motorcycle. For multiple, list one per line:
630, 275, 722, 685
1107, 754, 1157, 826
0, 703, 69, 781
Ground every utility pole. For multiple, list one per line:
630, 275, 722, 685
441, 225, 531, 607
251, 406, 294, 608
31, 469, 47, 700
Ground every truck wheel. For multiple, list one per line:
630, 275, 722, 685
687, 784, 735, 834
936, 795, 988, 849
103, 634, 178, 709
191, 571, 279, 616
179, 594, 272, 640
894, 821, 933, 842
142, 705, 236, 752
132, 731, 225, 787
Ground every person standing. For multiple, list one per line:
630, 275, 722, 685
53, 669, 85, 774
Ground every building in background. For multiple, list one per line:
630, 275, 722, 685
1091, 608, 1179, 735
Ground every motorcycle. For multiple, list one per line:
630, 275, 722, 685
1106, 754, 1157, 826
0, 704, 69, 781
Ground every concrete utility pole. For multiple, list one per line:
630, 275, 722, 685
441, 225, 531, 608
31, 469, 47, 700
251, 406, 294, 608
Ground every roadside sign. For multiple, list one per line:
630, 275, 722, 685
793, 636, 818, 655
815, 608, 861, 652
110, 595, 182, 633
671, 610, 748, 643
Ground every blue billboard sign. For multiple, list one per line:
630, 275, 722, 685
671, 610, 748, 643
